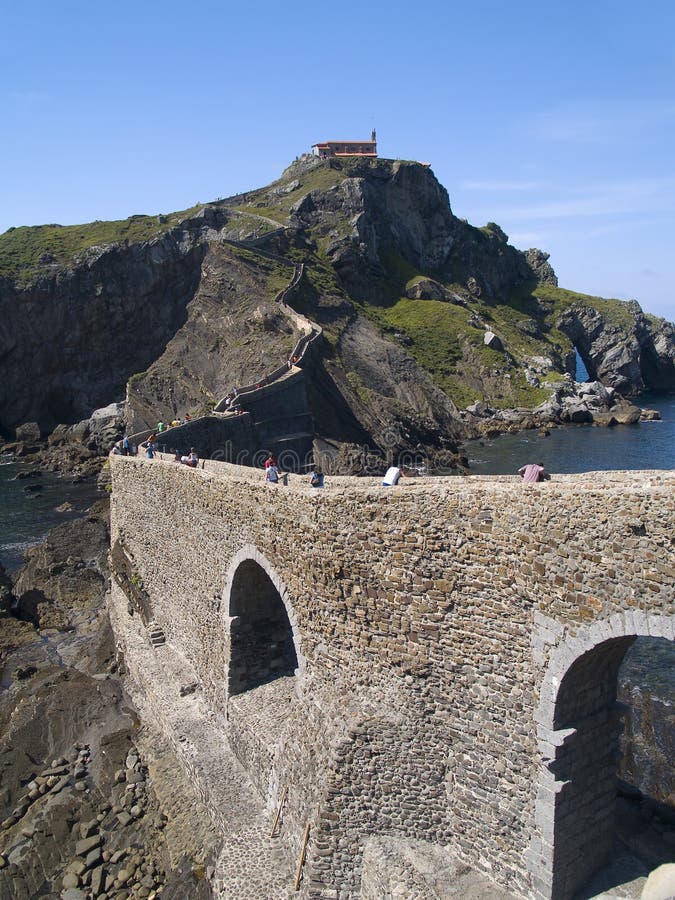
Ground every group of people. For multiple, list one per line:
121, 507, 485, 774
382, 462, 550, 486
173, 448, 199, 467
111, 434, 137, 456
263, 453, 324, 488
262, 456, 551, 488
222, 396, 245, 415
383, 462, 550, 486
145, 443, 199, 466
263, 453, 288, 486
115, 436, 550, 486
157, 415, 191, 433
137, 433, 200, 467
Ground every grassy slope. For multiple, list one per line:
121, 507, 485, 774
231, 162, 349, 223
352, 249, 640, 408
0, 205, 203, 285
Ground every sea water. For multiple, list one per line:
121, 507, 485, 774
0, 457, 100, 572
462, 392, 675, 475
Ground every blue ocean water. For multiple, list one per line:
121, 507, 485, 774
0, 458, 100, 572
462, 392, 675, 475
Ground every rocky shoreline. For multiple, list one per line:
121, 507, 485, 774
460, 376, 661, 441
0, 503, 220, 899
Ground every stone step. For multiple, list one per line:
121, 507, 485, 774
146, 622, 166, 647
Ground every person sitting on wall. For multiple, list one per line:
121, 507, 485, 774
181, 448, 199, 468
382, 465, 404, 487
517, 461, 550, 483
309, 467, 324, 488
111, 443, 122, 455
265, 463, 279, 483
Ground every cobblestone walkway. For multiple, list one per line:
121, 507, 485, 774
111, 603, 296, 899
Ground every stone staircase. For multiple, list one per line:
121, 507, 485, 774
147, 621, 166, 648
126, 219, 322, 466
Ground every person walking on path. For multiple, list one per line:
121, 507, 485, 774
517, 462, 550, 483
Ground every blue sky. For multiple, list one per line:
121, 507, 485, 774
2, 0, 673, 320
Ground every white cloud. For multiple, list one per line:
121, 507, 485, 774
530, 101, 675, 145
473, 176, 675, 221
459, 179, 543, 192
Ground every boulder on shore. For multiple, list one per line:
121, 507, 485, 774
14, 422, 41, 442
641, 863, 675, 900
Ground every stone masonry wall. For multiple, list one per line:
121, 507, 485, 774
147, 369, 313, 467
109, 458, 675, 899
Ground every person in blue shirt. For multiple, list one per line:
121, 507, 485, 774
265, 464, 280, 484
309, 468, 324, 488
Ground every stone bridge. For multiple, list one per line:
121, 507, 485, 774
108, 457, 674, 899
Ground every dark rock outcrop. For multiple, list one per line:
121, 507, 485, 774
0, 563, 13, 615
523, 248, 558, 286
405, 277, 464, 304
0, 226, 209, 434
619, 638, 675, 806
557, 301, 675, 396
124, 241, 302, 433
288, 159, 546, 306
13, 499, 109, 630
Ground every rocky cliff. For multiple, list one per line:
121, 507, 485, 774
1, 156, 673, 465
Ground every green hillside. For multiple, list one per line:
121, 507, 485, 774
0, 205, 203, 285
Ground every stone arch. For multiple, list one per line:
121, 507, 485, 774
530, 612, 674, 900
222, 544, 305, 698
